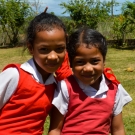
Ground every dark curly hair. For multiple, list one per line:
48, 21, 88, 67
67, 27, 107, 67
26, 12, 67, 46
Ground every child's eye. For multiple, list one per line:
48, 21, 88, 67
39, 48, 49, 53
91, 59, 100, 65
55, 47, 65, 53
75, 60, 84, 65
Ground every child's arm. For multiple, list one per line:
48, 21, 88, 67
0, 67, 19, 109
48, 79, 69, 135
111, 112, 126, 135
110, 80, 132, 135
55, 52, 72, 81
48, 106, 64, 135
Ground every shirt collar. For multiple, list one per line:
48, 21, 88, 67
74, 74, 109, 96
20, 58, 56, 85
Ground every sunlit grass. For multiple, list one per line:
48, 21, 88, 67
0, 47, 31, 71
106, 47, 135, 135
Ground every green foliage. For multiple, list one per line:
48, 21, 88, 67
112, 15, 127, 47
122, 2, 135, 33
50, 12, 55, 15
60, 17, 76, 34
112, 2, 135, 47
0, 0, 32, 47
122, 1, 135, 23
60, 0, 113, 33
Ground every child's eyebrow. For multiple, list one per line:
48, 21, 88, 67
56, 44, 66, 46
39, 44, 65, 47
75, 57, 101, 60
91, 56, 101, 58
74, 57, 84, 60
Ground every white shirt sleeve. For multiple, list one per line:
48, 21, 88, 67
52, 80, 69, 115
113, 84, 132, 116
0, 67, 19, 109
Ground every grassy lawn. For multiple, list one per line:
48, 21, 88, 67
0, 47, 135, 134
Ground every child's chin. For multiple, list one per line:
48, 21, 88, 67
81, 81, 91, 86
46, 66, 59, 73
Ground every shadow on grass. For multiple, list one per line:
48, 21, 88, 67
109, 45, 135, 50
0, 45, 24, 49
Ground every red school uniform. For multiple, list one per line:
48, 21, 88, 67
0, 52, 72, 135
61, 70, 120, 135
0, 64, 56, 135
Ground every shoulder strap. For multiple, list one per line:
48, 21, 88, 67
103, 67, 120, 85
2, 64, 20, 71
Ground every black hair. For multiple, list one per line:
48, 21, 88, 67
67, 27, 107, 67
26, 12, 67, 46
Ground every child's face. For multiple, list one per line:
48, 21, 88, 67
28, 28, 66, 75
72, 44, 105, 90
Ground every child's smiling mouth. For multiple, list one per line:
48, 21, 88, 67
81, 74, 95, 78
47, 63, 59, 68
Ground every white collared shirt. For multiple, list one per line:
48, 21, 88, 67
75, 75, 109, 98
52, 75, 132, 116
0, 58, 56, 109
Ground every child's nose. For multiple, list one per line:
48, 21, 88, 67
47, 51, 58, 60
83, 63, 93, 72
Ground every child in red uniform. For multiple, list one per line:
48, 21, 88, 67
0, 12, 71, 135
48, 27, 132, 135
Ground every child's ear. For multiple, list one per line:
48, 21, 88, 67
27, 43, 33, 55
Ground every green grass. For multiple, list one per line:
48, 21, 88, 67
0, 47, 134, 134
0, 47, 31, 71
